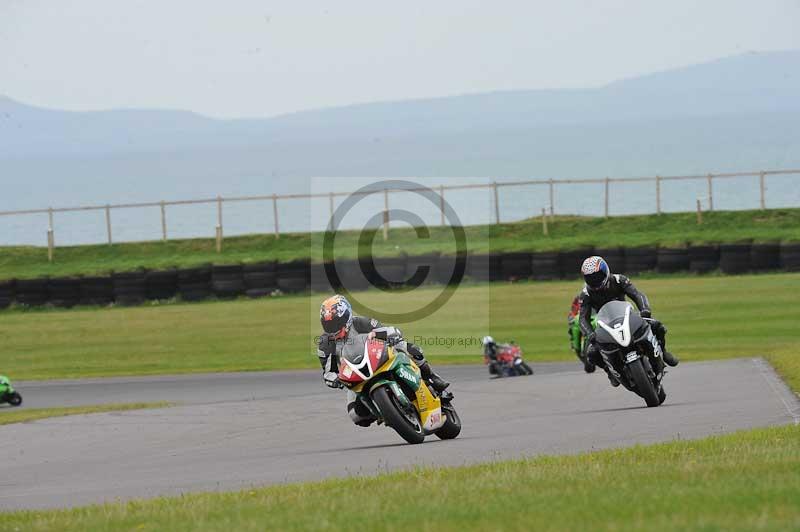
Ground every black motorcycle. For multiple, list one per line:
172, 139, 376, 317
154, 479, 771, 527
595, 301, 667, 407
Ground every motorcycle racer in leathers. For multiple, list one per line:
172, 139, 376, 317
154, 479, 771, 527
317, 294, 450, 427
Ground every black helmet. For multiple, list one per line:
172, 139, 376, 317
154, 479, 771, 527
581, 256, 610, 290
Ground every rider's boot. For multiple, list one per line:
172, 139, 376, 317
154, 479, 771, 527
348, 402, 375, 427
419, 362, 450, 392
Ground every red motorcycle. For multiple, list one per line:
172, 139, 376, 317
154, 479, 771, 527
485, 343, 534, 378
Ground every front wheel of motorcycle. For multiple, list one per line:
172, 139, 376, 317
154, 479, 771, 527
372, 386, 425, 444
7, 392, 22, 407
520, 362, 534, 375
435, 404, 462, 440
628, 359, 660, 407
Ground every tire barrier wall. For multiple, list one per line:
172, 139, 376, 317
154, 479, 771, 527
1, 241, 798, 307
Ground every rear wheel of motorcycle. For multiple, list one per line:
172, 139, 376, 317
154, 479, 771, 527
372, 386, 425, 444
435, 404, 462, 440
7, 392, 22, 406
628, 359, 660, 407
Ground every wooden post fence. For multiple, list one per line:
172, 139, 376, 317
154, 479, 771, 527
47, 207, 54, 262
493, 181, 500, 224
655, 176, 661, 214
383, 188, 389, 241
160, 201, 167, 241
439, 185, 445, 226
272, 194, 280, 238
2, 169, 800, 255
105, 205, 112, 245
329, 192, 335, 228
541, 207, 549, 236
216, 196, 223, 252
707, 174, 714, 211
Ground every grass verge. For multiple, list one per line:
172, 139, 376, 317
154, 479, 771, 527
4, 423, 798, 531
1, 208, 798, 279
0, 402, 172, 426
1, 272, 798, 381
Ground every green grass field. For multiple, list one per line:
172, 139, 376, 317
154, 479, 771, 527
2, 272, 798, 529
1, 208, 798, 279
2, 273, 798, 390
0, 402, 172, 426
5, 423, 798, 531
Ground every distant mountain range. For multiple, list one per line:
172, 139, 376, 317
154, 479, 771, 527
1, 50, 799, 207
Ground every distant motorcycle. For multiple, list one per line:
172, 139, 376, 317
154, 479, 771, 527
595, 301, 668, 407
485, 343, 534, 378
0, 375, 22, 407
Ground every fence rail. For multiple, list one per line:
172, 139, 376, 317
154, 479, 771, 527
1, 168, 798, 259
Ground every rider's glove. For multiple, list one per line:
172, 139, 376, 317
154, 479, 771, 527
323, 371, 342, 389
640, 309, 652, 319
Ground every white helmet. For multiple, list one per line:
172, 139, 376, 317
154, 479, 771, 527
482, 336, 495, 346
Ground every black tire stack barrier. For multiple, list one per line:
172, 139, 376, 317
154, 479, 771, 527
146, 270, 178, 300
243, 262, 277, 298
656, 247, 689, 273
5, 239, 800, 311
530, 251, 560, 280
113, 270, 147, 306
371, 256, 408, 288
595, 247, 626, 274
0, 280, 14, 309
719, 243, 752, 274
16, 279, 48, 306
332, 259, 371, 292
436, 254, 466, 285
624, 247, 658, 274
466, 253, 502, 282
750, 243, 780, 271
80, 276, 114, 306
559, 248, 595, 279
48, 277, 82, 308
500, 252, 532, 281
178, 265, 212, 302
276, 259, 310, 293
310, 263, 339, 294
689, 245, 719, 273
211, 264, 245, 299
780, 242, 800, 271
406, 253, 440, 286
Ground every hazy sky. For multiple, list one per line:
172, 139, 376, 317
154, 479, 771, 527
2, 1, 799, 118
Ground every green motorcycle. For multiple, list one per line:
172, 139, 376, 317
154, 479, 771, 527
338, 334, 461, 445
569, 314, 597, 373
0, 375, 23, 406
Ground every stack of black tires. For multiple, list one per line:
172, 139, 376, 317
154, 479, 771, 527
1, 240, 799, 309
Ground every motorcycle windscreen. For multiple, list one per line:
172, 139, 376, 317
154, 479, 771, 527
595, 301, 645, 348
339, 334, 389, 383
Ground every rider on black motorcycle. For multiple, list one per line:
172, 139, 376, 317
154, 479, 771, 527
578, 256, 679, 386
317, 294, 450, 427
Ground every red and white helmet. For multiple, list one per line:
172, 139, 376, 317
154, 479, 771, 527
581, 256, 610, 290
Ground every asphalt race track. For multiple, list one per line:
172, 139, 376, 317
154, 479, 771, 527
1, 359, 798, 510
